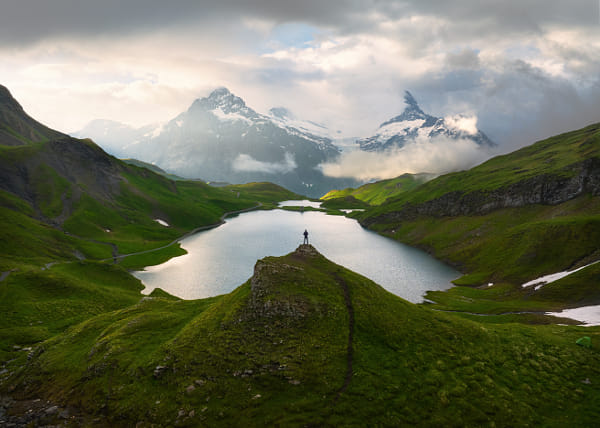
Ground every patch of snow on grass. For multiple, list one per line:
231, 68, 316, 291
154, 219, 169, 227
546, 305, 600, 326
521, 261, 599, 289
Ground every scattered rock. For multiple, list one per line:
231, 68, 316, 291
582, 378, 592, 384
289, 379, 301, 385
153, 365, 169, 378
45, 405, 59, 414
252, 394, 261, 400
185, 384, 196, 394
189, 410, 195, 417
194, 379, 205, 386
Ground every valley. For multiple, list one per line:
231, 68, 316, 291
1, 83, 600, 426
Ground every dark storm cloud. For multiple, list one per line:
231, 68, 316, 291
0, 0, 356, 46
2, 0, 598, 47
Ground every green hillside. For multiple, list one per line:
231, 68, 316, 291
359, 122, 600, 312
321, 173, 434, 205
122, 158, 185, 180
3, 246, 599, 426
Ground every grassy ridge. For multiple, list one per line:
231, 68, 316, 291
321, 173, 432, 205
367, 122, 600, 213
4, 246, 599, 426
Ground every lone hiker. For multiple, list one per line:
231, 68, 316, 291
303, 229, 309, 244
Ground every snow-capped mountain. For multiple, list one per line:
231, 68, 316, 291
76, 88, 356, 197
358, 91, 495, 152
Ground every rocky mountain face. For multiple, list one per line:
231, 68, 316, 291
357, 91, 495, 152
76, 88, 357, 197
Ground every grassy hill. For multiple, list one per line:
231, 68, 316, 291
358, 122, 600, 313
321, 173, 434, 206
3, 245, 599, 426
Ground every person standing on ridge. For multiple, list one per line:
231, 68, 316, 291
303, 229, 309, 244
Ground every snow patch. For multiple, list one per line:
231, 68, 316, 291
376, 119, 426, 141
546, 305, 600, 326
212, 107, 253, 125
154, 219, 170, 227
522, 261, 600, 289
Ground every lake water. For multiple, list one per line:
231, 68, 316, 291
135, 207, 459, 303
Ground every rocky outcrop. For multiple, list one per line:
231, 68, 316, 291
242, 245, 321, 321
362, 157, 600, 225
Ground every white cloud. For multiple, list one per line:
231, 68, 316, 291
1, 1, 600, 149
319, 136, 492, 181
232, 152, 297, 174
444, 115, 478, 134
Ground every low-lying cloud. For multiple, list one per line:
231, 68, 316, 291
232, 152, 297, 174
319, 136, 493, 181
444, 115, 479, 134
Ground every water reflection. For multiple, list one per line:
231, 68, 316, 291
135, 209, 459, 303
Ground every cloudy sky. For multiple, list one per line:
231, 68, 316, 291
1, 0, 600, 152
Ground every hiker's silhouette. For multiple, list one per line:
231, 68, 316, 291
303, 229, 309, 244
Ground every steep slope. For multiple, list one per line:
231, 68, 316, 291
360, 122, 600, 291
3, 245, 599, 426
0, 85, 64, 146
357, 91, 495, 152
78, 88, 357, 197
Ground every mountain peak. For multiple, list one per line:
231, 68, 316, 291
0, 84, 24, 112
403, 90, 422, 113
191, 87, 247, 113
378, 90, 428, 128
209, 87, 232, 98
0, 84, 64, 146
359, 90, 495, 151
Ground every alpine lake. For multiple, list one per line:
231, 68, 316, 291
134, 200, 460, 303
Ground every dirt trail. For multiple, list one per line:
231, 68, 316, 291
332, 273, 355, 404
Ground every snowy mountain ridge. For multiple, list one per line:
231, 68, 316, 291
358, 91, 495, 152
